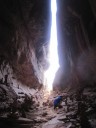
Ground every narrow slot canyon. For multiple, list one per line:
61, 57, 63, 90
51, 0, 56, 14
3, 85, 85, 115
0, 0, 96, 128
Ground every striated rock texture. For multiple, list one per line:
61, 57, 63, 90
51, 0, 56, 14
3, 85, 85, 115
0, 0, 51, 87
0, 0, 51, 117
0, 0, 96, 92
53, 0, 96, 89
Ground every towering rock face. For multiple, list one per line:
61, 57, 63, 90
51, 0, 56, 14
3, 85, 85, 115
54, 0, 96, 89
0, 0, 51, 88
0, 0, 96, 91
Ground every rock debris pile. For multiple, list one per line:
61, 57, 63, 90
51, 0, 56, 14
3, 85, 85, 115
0, 84, 96, 128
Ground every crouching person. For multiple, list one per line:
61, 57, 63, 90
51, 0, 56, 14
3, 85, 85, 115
54, 96, 62, 110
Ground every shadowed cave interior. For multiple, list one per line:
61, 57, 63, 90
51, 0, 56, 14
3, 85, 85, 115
0, 0, 96, 128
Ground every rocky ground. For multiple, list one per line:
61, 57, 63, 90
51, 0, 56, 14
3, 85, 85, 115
0, 84, 96, 128
25, 86, 96, 128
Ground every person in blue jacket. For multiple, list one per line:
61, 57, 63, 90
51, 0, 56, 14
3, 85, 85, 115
54, 96, 62, 109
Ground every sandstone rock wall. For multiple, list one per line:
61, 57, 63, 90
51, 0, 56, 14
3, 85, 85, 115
0, 0, 51, 88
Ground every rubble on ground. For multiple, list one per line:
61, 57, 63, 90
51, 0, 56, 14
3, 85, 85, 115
0, 81, 96, 128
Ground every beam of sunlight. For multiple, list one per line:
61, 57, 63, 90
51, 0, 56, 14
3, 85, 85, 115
44, 0, 60, 93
